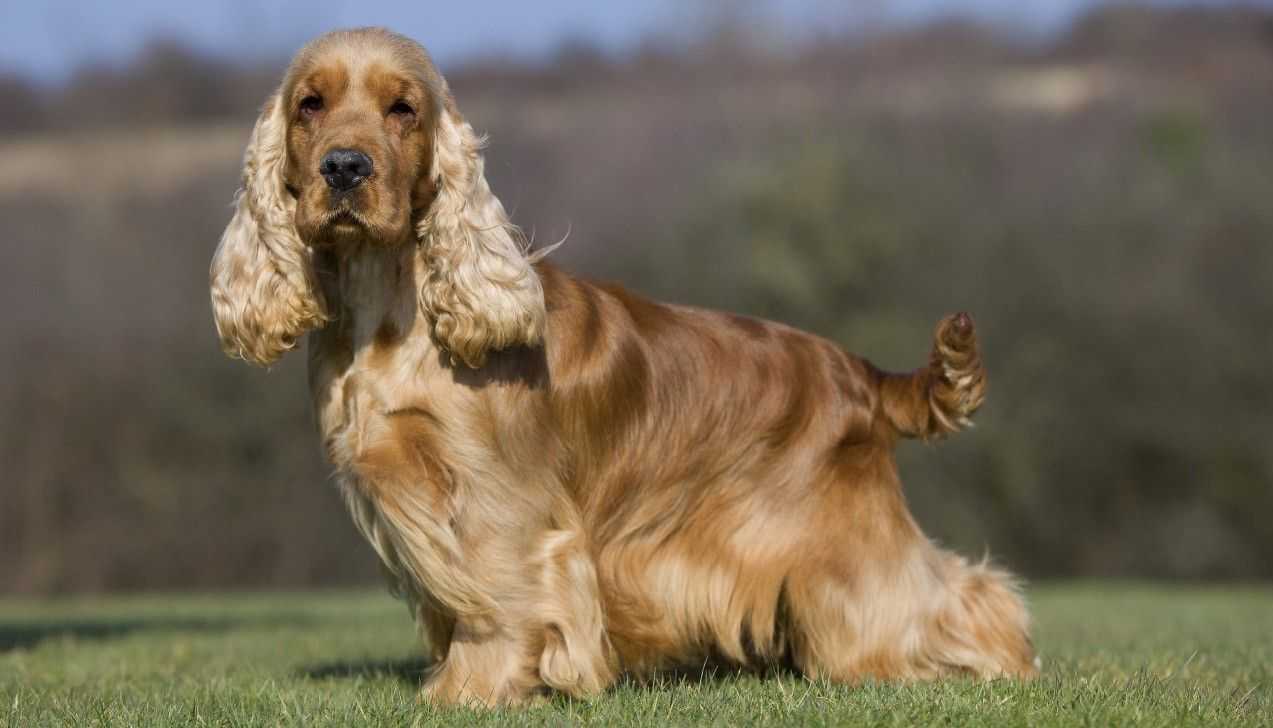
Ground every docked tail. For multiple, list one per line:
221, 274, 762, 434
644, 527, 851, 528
880, 312, 987, 440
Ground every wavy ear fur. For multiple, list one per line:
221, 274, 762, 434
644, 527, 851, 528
210, 93, 327, 366
416, 93, 546, 369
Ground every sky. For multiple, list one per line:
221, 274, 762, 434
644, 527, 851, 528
0, 0, 1260, 82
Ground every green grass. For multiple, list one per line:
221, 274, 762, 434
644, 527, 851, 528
2, 584, 1269, 726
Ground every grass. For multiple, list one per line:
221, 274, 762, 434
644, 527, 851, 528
1, 584, 1269, 727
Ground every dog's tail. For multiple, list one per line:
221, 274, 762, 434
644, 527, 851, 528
878, 312, 986, 440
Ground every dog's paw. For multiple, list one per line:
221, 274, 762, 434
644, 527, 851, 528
928, 312, 986, 435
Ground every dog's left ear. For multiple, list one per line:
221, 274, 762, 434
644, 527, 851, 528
415, 90, 546, 369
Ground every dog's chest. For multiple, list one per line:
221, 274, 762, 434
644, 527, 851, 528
308, 247, 450, 474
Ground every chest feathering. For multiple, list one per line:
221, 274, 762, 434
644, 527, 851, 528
309, 246, 445, 472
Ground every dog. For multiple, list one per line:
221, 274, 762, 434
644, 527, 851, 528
209, 27, 1037, 706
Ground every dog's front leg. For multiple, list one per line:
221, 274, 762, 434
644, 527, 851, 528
344, 471, 531, 705
342, 455, 613, 705
415, 502, 615, 706
527, 526, 616, 698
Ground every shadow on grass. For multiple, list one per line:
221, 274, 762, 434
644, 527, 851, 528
298, 654, 798, 690
0, 615, 313, 652
633, 659, 803, 687
301, 657, 433, 685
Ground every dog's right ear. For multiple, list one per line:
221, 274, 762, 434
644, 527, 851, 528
210, 92, 328, 366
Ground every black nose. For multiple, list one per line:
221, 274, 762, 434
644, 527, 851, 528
320, 148, 373, 192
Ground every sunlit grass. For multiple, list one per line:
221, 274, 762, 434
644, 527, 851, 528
2, 584, 1269, 726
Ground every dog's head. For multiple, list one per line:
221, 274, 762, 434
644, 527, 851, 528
283, 30, 440, 248
210, 28, 545, 368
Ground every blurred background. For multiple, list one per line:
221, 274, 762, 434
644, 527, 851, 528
2, 0, 1271, 595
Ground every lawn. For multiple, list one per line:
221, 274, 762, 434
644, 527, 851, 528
2, 584, 1269, 726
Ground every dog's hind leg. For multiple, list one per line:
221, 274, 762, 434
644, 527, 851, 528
912, 551, 1039, 679
784, 540, 1037, 682
778, 443, 1036, 683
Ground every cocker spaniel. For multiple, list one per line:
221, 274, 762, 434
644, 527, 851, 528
210, 28, 1037, 706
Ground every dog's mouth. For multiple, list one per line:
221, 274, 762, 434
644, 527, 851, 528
304, 204, 375, 247
323, 205, 370, 232
329, 209, 364, 227
303, 186, 407, 247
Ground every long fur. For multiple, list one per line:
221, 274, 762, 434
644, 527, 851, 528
210, 93, 328, 366
416, 93, 547, 368
210, 27, 1037, 707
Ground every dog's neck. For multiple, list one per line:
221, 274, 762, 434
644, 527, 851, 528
325, 241, 421, 352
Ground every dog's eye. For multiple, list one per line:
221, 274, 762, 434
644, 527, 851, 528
299, 95, 324, 115
388, 100, 415, 117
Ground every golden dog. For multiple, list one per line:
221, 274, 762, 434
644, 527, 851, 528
210, 27, 1037, 706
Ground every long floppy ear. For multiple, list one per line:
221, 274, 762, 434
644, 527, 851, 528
210, 93, 327, 366
416, 92, 546, 369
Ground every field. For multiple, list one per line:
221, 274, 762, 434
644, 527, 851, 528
1, 584, 1269, 726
